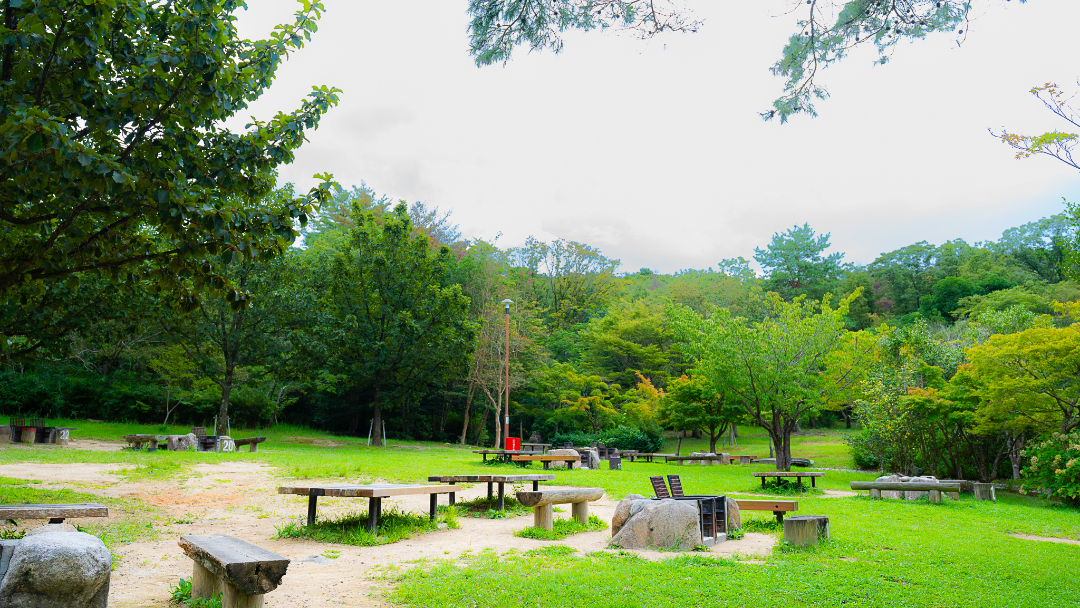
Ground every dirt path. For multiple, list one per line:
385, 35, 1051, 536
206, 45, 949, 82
5, 460, 776, 607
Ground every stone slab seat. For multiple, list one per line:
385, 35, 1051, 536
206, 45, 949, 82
0, 503, 109, 524
232, 437, 267, 452
178, 534, 290, 608
515, 487, 604, 531
850, 481, 960, 504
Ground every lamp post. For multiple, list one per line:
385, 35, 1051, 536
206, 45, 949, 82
501, 299, 513, 448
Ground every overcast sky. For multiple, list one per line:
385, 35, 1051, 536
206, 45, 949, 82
229, 1, 1080, 274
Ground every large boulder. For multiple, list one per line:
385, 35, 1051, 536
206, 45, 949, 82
875, 474, 902, 499
527, 431, 543, 443
609, 498, 702, 551
689, 452, 716, 465
583, 449, 601, 470
0, 528, 111, 608
905, 476, 938, 501
725, 496, 741, 531
547, 448, 579, 469
611, 494, 647, 536
168, 433, 199, 451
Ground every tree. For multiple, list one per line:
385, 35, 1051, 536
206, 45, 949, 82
660, 374, 742, 454
994, 83, 1078, 174
314, 203, 476, 446
670, 290, 869, 470
149, 345, 203, 426
0, 0, 340, 357
754, 223, 845, 301
514, 237, 621, 331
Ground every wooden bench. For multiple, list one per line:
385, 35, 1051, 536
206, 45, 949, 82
427, 474, 554, 511
0, 503, 109, 524
666, 454, 730, 465
850, 481, 960, 504
516, 488, 603, 530
732, 455, 757, 465
277, 483, 460, 531
735, 499, 799, 524
178, 534, 289, 608
472, 449, 522, 462
511, 455, 579, 469
232, 437, 267, 453
752, 471, 824, 488
632, 453, 675, 463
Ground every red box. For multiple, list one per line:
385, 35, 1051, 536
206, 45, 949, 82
505, 437, 521, 451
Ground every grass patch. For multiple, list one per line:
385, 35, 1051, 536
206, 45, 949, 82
454, 495, 531, 519
169, 577, 221, 607
514, 515, 607, 540
274, 505, 459, 547
753, 479, 826, 496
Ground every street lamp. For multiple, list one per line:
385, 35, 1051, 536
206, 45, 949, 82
501, 299, 514, 448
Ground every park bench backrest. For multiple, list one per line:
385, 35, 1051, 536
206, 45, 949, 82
9, 418, 23, 427
27, 418, 46, 427
666, 475, 685, 497
650, 476, 670, 498
191, 427, 206, 437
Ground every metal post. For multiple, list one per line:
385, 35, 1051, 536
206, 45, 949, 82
367, 419, 373, 446
504, 301, 510, 445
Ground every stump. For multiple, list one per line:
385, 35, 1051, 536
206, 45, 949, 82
783, 515, 830, 547
19, 428, 36, 444
973, 482, 996, 502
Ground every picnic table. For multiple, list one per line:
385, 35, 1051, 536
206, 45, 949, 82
521, 443, 550, 454
0, 503, 109, 524
276, 483, 460, 532
752, 471, 825, 488
472, 449, 524, 462
427, 474, 555, 511
630, 453, 675, 463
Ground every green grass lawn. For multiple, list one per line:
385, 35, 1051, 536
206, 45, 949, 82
1, 419, 1078, 606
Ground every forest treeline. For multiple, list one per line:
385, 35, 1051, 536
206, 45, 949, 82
5, 180, 1080, 487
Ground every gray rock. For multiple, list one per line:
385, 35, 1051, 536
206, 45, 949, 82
0, 531, 110, 608
609, 499, 702, 551
876, 474, 902, 499
298, 555, 330, 565
528, 431, 542, 443
169, 433, 199, 451
547, 449, 579, 469
25, 523, 77, 537
689, 452, 716, 466
611, 494, 647, 536
585, 449, 601, 470
725, 496, 741, 531
905, 476, 937, 501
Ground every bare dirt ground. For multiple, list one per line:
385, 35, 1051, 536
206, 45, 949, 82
4, 458, 776, 607
1008, 533, 1080, 546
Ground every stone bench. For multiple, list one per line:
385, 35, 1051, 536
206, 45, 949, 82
510, 455, 579, 469
232, 437, 267, 452
850, 481, 960, 504
516, 488, 604, 530
178, 534, 289, 608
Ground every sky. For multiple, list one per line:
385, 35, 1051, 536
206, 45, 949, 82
228, 1, 1080, 274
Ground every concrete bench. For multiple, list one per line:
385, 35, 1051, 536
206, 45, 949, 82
850, 481, 960, 504
232, 437, 267, 452
516, 488, 604, 530
511, 455, 579, 469
734, 499, 798, 524
0, 503, 109, 524
665, 454, 730, 465
178, 534, 289, 608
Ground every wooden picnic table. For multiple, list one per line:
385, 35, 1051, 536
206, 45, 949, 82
632, 453, 676, 463
0, 503, 109, 523
276, 483, 460, 532
752, 471, 825, 488
666, 454, 730, 465
511, 454, 580, 469
520, 443, 550, 454
472, 449, 525, 462
427, 474, 555, 511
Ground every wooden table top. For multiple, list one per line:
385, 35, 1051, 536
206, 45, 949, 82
471, 449, 524, 454
427, 474, 556, 483
752, 471, 825, 477
0, 503, 109, 519
277, 483, 461, 498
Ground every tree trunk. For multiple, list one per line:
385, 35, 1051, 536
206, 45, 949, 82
473, 406, 489, 445
675, 430, 683, 457
771, 428, 792, 472
371, 388, 383, 447
708, 425, 720, 454
842, 407, 851, 429
460, 382, 476, 444
216, 369, 234, 436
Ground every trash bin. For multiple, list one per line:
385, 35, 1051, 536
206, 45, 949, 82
505, 437, 521, 451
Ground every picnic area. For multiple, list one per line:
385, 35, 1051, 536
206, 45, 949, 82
0, 420, 1077, 607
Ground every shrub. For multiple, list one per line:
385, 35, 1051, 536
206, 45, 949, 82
1021, 431, 1080, 507
549, 426, 662, 453
846, 431, 880, 470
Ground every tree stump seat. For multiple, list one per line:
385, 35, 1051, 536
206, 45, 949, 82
783, 515, 830, 546
516, 488, 604, 530
178, 534, 289, 608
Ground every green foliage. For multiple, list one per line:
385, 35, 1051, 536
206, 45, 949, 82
274, 505, 457, 547
548, 425, 662, 453
514, 514, 606, 540
753, 223, 845, 301
454, 495, 531, 519
0, 0, 341, 358
169, 577, 222, 608
1022, 431, 1080, 507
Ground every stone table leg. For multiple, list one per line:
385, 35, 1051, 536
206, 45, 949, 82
498, 483, 505, 511
307, 495, 318, 527
487, 482, 493, 500
430, 493, 438, 520
571, 500, 589, 525
368, 497, 382, 533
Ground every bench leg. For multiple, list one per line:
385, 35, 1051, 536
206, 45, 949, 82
249, 443, 258, 453
449, 492, 456, 506
307, 495, 318, 527
532, 481, 539, 491
498, 482, 505, 511
192, 561, 223, 600
487, 482, 493, 501
223, 579, 264, 608
929, 490, 942, 505
797, 477, 803, 490
762, 477, 766, 489
811, 477, 816, 488
542, 460, 549, 470
534, 504, 553, 531
368, 497, 381, 533
869, 488, 881, 499
430, 493, 438, 520
775, 511, 784, 525
571, 500, 589, 525
48, 517, 65, 524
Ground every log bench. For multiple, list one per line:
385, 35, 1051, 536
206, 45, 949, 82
510, 455, 580, 469
734, 499, 798, 524
516, 487, 604, 531
850, 481, 960, 504
0, 503, 109, 524
178, 534, 289, 608
232, 437, 267, 453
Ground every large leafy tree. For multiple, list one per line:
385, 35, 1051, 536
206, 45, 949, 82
0, 0, 340, 355
754, 223, 845, 301
312, 203, 476, 446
